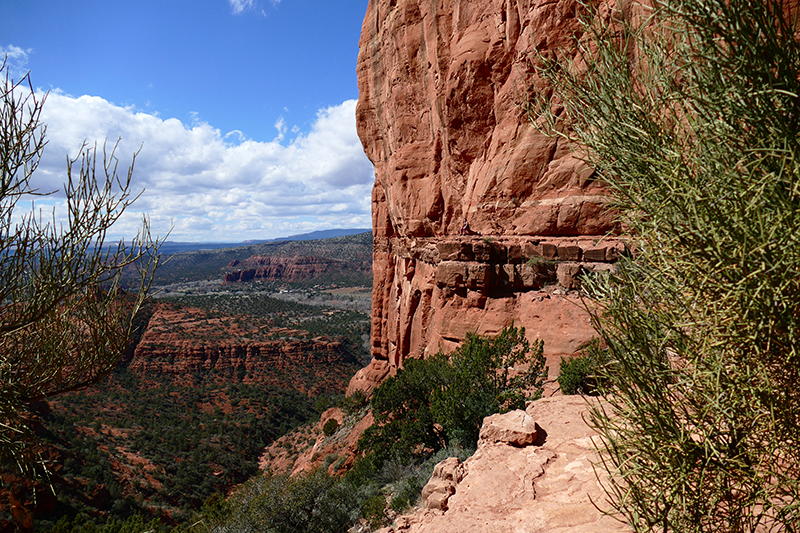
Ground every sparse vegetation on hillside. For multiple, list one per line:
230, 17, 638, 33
201, 327, 544, 532
148, 232, 372, 286
534, 0, 800, 530
37, 373, 319, 527
160, 291, 371, 362
0, 289, 365, 531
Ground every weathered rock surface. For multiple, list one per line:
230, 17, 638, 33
478, 409, 537, 446
352, 0, 625, 388
379, 396, 629, 533
258, 407, 375, 477
421, 457, 465, 511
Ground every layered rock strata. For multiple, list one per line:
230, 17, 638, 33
222, 255, 366, 284
130, 304, 359, 394
352, 0, 623, 393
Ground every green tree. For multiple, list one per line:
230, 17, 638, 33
0, 62, 161, 479
208, 470, 359, 533
532, 0, 800, 530
361, 326, 546, 462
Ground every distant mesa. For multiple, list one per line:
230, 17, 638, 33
248, 228, 372, 243
223, 254, 370, 284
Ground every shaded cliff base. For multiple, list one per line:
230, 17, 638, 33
356, 234, 625, 396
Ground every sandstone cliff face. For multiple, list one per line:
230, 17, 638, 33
222, 255, 369, 284
352, 0, 622, 392
130, 304, 360, 395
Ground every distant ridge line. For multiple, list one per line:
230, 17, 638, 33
158, 228, 372, 255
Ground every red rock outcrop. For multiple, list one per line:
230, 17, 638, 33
222, 255, 371, 283
130, 304, 360, 395
378, 396, 628, 533
352, 0, 623, 393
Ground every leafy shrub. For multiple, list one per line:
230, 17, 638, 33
557, 339, 607, 395
322, 418, 340, 437
210, 469, 359, 533
47, 514, 164, 533
360, 326, 547, 463
360, 493, 389, 529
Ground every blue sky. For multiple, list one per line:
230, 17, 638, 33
0, 0, 373, 242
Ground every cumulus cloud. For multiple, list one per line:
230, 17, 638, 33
1, 45, 32, 81
26, 91, 374, 242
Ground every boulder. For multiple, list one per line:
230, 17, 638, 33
377, 396, 629, 533
421, 457, 465, 511
478, 410, 538, 447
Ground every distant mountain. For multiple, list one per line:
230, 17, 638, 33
157, 229, 372, 255
246, 228, 372, 244
145, 231, 373, 286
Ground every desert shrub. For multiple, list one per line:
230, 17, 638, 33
339, 390, 368, 414
47, 514, 164, 533
533, 0, 800, 529
432, 327, 546, 447
360, 493, 389, 529
210, 469, 359, 533
558, 355, 595, 396
557, 340, 607, 395
360, 326, 547, 463
322, 418, 340, 437
0, 62, 160, 482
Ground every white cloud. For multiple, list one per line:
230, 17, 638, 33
229, 0, 255, 14
1, 45, 32, 81
25, 91, 374, 242
229, 0, 278, 16
274, 117, 286, 142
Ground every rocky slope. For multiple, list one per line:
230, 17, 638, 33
379, 396, 628, 533
351, 0, 624, 394
1, 297, 364, 531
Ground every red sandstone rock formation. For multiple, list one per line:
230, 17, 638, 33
222, 255, 361, 283
351, 0, 623, 394
130, 304, 359, 395
378, 396, 628, 533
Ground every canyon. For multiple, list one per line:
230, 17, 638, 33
350, 0, 623, 395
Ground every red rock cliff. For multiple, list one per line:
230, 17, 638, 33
351, 0, 623, 394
